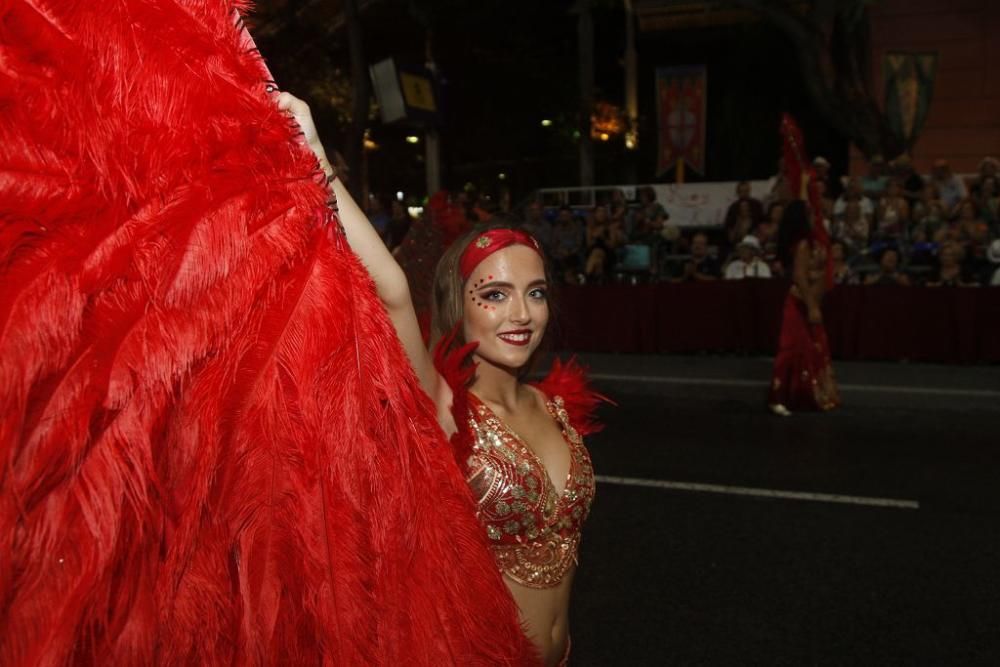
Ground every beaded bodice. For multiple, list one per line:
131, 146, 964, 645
464, 392, 595, 589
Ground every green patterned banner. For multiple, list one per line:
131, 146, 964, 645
884, 52, 938, 149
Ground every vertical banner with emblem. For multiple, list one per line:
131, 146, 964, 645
883, 52, 938, 149
656, 65, 707, 177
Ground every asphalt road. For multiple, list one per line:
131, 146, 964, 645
565, 354, 1000, 666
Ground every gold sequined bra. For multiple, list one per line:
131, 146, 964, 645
465, 392, 596, 589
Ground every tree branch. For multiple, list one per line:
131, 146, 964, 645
726, 0, 901, 158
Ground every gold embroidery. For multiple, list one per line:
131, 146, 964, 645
466, 395, 595, 589
812, 363, 841, 411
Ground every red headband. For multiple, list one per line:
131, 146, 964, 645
458, 229, 542, 280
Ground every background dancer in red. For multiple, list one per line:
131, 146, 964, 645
768, 115, 841, 415
0, 2, 535, 664
394, 190, 471, 343
278, 95, 607, 666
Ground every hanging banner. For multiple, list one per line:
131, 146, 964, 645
656, 65, 707, 176
884, 52, 938, 149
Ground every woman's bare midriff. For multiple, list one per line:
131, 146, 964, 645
505, 566, 575, 666
790, 241, 826, 302
790, 271, 823, 301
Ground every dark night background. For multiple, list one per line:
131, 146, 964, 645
251, 0, 849, 202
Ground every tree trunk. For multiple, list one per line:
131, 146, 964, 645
344, 0, 368, 197
731, 0, 904, 160
577, 0, 595, 189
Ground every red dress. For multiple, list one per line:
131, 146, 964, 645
768, 293, 840, 411
768, 244, 841, 412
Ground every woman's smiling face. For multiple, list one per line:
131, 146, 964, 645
462, 244, 549, 372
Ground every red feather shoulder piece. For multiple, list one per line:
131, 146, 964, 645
434, 331, 611, 471
532, 357, 611, 437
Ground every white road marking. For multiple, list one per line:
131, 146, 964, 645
595, 475, 920, 510
589, 373, 1000, 400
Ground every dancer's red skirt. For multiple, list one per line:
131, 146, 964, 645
768, 293, 841, 411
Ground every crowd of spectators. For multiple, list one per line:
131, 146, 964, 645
370, 155, 1000, 289
812, 155, 997, 287
506, 156, 1000, 288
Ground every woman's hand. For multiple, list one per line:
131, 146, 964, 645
276, 92, 335, 180
276, 92, 321, 148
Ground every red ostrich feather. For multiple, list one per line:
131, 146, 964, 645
0, 1, 534, 664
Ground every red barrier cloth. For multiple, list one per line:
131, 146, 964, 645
555, 283, 1000, 364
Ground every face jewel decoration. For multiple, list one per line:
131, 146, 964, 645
469, 276, 497, 311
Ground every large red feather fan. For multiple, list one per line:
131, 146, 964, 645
0, 1, 535, 664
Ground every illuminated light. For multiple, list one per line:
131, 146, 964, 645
405, 135, 420, 144
590, 101, 624, 141
541, 119, 553, 127
572, 130, 581, 140
364, 138, 379, 150
625, 129, 638, 150
396, 191, 404, 201
498, 172, 507, 180
407, 206, 424, 218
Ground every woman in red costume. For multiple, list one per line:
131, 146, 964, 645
0, 2, 536, 665
278, 95, 603, 666
768, 199, 841, 415
767, 116, 840, 415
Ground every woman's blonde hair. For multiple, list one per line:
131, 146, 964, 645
430, 221, 554, 376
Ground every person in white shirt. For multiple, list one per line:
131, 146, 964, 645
833, 176, 874, 221
988, 239, 1000, 286
930, 159, 968, 212
725, 235, 773, 279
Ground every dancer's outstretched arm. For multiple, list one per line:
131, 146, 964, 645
277, 93, 441, 401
